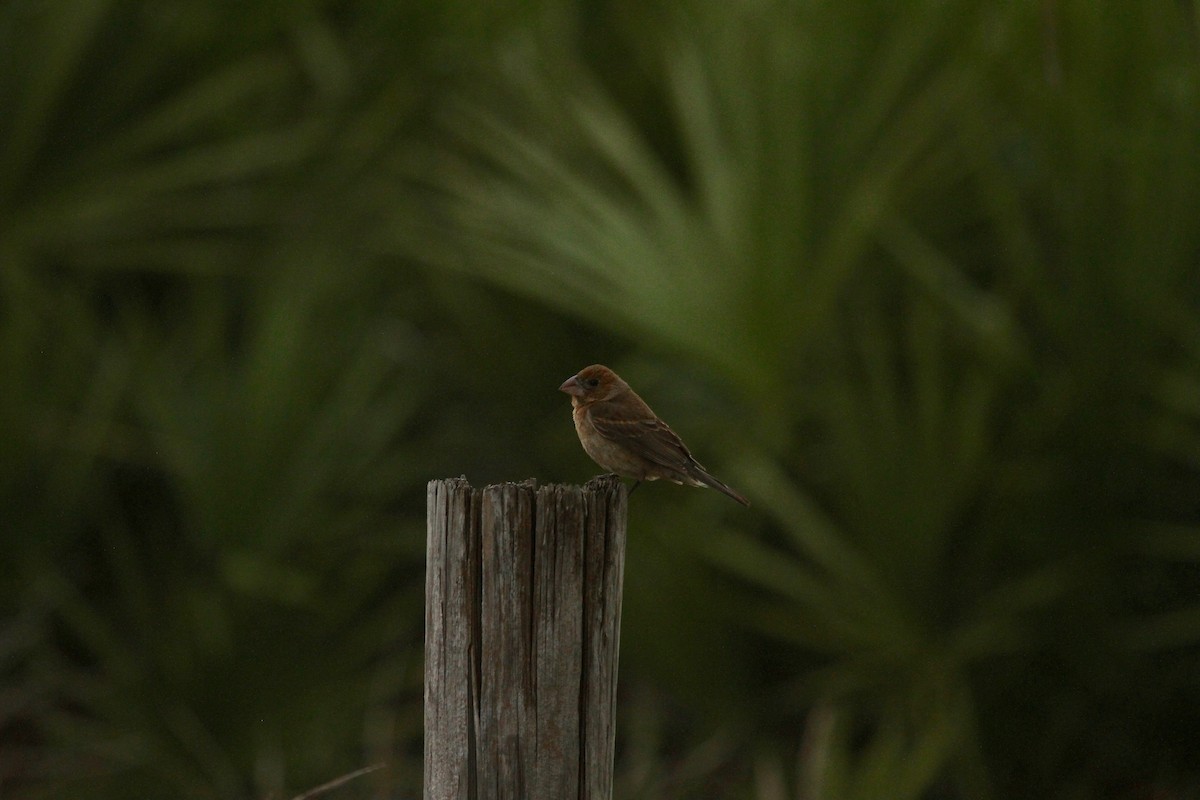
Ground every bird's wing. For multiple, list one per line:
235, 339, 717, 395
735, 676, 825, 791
589, 405, 697, 474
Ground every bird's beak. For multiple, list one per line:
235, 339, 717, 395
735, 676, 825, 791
559, 375, 584, 396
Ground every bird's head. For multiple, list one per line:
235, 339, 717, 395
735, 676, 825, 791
559, 364, 626, 404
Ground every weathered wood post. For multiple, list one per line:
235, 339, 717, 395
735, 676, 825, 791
425, 476, 628, 800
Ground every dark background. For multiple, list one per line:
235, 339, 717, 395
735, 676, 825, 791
3, 1, 1200, 798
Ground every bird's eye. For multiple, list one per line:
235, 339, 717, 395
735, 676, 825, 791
583, 377, 600, 389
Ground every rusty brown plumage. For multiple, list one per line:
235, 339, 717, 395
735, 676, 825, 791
559, 365, 750, 506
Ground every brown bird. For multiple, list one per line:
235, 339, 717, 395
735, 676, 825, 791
559, 364, 750, 506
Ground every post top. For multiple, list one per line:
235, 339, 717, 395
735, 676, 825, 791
427, 475, 626, 496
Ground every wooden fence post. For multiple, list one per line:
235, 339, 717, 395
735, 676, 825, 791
425, 476, 628, 800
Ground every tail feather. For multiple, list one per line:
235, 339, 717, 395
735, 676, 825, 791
692, 467, 750, 507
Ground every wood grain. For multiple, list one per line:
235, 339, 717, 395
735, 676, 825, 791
425, 476, 627, 800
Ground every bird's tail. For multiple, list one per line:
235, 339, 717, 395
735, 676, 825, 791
691, 467, 751, 507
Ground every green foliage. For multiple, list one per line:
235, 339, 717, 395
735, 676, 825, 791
3, 0, 1200, 798
0, 2, 449, 797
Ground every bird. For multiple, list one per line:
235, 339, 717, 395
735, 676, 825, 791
559, 364, 750, 506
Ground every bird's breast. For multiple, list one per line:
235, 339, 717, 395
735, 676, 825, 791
573, 406, 647, 479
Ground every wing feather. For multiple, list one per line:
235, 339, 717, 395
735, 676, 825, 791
589, 410, 696, 477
